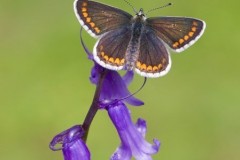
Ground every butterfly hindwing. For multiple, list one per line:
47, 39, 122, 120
146, 17, 206, 52
93, 26, 132, 70
74, 0, 132, 38
135, 29, 171, 78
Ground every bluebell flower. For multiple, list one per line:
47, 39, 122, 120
104, 101, 160, 160
91, 67, 144, 107
50, 125, 91, 160
93, 68, 160, 159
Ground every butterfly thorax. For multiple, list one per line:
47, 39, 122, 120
125, 10, 146, 70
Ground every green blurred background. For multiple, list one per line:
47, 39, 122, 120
1, 0, 239, 159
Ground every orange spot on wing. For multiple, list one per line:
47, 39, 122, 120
179, 39, 184, 44
82, 7, 87, 12
86, 17, 91, 23
94, 27, 100, 33
100, 52, 104, 57
109, 57, 114, 63
147, 66, 153, 71
153, 66, 158, 71
103, 55, 109, 61
193, 21, 198, 26
82, 12, 88, 18
173, 42, 179, 48
189, 32, 194, 37
136, 61, 141, 68
82, 2, 87, 7
141, 64, 147, 70
120, 59, 125, 65
192, 27, 197, 32
184, 35, 189, 41
158, 64, 162, 70
115, 58, 120, 65
89, 22, 95, 28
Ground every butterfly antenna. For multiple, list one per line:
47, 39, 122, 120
123, 0, 138, 14
146, 2, 172, 15
116, 77, 147, 102
99, 76, 147, 108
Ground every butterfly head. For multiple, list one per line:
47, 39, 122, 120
135, 8, 146, 20
137, 8, 145, 17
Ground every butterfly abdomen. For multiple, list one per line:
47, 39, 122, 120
125, 18, 144, 70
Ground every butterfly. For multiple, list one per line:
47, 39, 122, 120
74, 0, 206, 78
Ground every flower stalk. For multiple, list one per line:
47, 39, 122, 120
82, 68, 108, 141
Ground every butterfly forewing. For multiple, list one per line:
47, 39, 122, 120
146, 17, 206, 52
135, 30, 171, 78
93, 26, 132, 70
74, 0, 132, 38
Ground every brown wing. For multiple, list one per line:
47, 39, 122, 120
135, 29, 171, 78
74, 0, 132, 38
93, 26, 132, 70
146, 17, 206, 52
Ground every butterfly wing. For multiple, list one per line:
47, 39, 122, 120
135, 29, 171, 78
146, 17, 206, 52
93, 26, 132, 70
74, 0, 132, 38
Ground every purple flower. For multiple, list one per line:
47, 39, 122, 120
92, 66, 144, 107
49, 125, 90, 160
107, 102, 160, 160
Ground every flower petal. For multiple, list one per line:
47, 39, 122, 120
49, 125, 90, 160
89, 63, 102, 85
101, 70, 143, 107
108, 102, 160, 160
136, 118, 147, 137
122, 71, 134, 86
111, 144, 131, 160
62, 139, 90, 160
